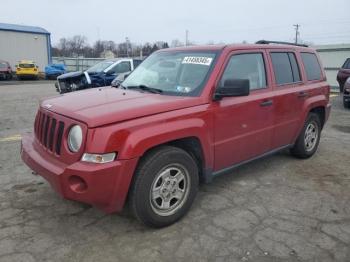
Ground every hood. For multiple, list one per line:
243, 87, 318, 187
57, 71, 84, 80
41, 87, 204, 127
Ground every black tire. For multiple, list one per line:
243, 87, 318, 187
130, 146, 199, 228
290, 113, 321, 159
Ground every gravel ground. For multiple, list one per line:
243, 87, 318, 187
0, 83, 349, 262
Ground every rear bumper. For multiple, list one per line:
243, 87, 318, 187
21, 133, 138, 213
16, 73, 38, 77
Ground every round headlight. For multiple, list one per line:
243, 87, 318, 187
68, 125, 83, 152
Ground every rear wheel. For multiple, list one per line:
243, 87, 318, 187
130, 146, 199, 228
290, 113, 321, 159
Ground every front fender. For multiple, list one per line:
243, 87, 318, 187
85, 105, 214, 170
120, 118, 212, 165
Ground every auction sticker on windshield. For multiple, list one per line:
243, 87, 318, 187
182, 57, 213, 66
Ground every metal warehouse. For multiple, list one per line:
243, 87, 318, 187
0, 22, 51, 71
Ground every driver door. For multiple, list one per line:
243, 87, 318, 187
213, 51, 274, 171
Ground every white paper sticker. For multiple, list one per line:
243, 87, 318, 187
182, 56, 213, 66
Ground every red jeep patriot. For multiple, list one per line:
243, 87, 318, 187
21, 40, 331, 227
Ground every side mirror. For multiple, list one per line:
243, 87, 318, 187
214, 79, 250, 100
111, 72, 130, 87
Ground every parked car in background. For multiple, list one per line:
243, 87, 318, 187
55, 58, 143, 94
45, 64, 66, 80
16, 60, 39, 80
0, 60, 12, 80
21, 41, 331, 227
343, 77, 350, 108
337, 58, 350, 92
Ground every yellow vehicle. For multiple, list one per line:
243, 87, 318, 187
16, 60, 39, 80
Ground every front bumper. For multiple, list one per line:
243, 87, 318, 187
21, 133, 138, 213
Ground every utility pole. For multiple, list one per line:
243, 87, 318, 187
293, 24, 300, 44
185, 30, 189, 46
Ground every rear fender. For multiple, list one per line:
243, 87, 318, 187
293, 94, 327, 142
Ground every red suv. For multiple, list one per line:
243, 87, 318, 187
0, 60, 12, 80
337, 58, 350, 93
21, 40, 331, 227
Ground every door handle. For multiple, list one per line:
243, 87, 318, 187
260, 100, 273, 107
298, 91, 308, 98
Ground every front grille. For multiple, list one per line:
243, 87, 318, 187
34, 111, 65, 155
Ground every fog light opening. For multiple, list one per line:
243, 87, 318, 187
68, 175, 87, 193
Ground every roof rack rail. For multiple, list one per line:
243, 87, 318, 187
255, 40, 308, 47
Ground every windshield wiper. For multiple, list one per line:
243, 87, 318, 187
126, 85, 163, 94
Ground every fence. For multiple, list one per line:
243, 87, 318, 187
52, 57, 105, 72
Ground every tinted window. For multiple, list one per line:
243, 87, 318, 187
220, 53, 267, 90
271, 53, 292, 85
301, 53, 322, 81
342, 58, 350, 69
133, 59, 142, 69
110, 61, 131, 74
19, 64, 35, 68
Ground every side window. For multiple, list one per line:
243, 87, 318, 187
342, 58, 350, 69
133, 60, 142, 69
220, 53, 267, 90
288, 53, 301, 82
110, 61, 131, 74
301, 53, 322, 81
271, 52, 301, 85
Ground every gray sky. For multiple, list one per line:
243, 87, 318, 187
2, 0, 350, 46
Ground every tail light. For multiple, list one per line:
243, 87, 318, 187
17, 68, 21, 71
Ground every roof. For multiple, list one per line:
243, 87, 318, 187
0, 22, 50, 35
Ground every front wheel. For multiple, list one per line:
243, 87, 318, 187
130, 146, 199, 228
290, 113, 321, 159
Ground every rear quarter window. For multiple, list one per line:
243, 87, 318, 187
301, 53, 322, 81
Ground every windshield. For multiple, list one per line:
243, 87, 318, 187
122, 51, 217, 96
19, 64, 35, 68
0, 63, 7, 68
86, 61, 114, 73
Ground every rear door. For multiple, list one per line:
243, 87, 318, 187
268, 50, 305, 148
213, 50, 274, 171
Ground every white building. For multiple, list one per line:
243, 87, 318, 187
0, 22, 51, 71
315, 44, 350, 88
